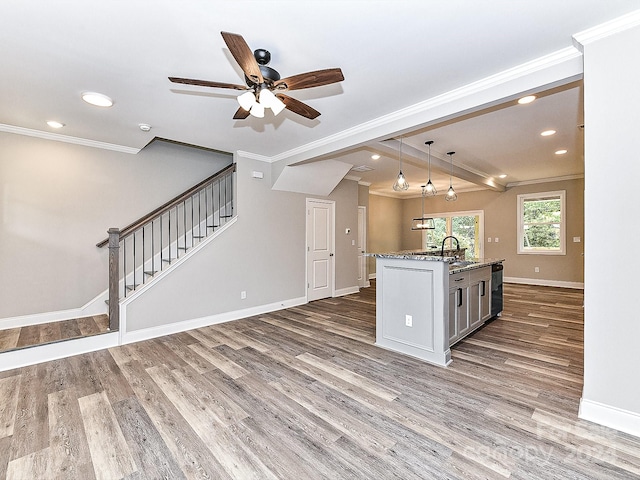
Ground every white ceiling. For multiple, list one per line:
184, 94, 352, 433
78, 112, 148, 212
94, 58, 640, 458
1, 1, 638, 196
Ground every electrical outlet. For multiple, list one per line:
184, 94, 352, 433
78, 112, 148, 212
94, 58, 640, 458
405, 315, 413, 327
573, 236, 581, 242
534, 267, 540, 273
494, 237, 499, 243
241, 291, 247, 299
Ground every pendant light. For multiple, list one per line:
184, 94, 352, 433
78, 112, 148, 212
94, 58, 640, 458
411, 185, 436, 230
423, 140, 437, 196
445, 151, 458, 202
392, 137, 409, 191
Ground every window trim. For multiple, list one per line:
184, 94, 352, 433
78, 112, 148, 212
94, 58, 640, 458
517, 190, 566, 255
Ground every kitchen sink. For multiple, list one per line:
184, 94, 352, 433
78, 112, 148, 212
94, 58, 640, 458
448, 260, 476, 269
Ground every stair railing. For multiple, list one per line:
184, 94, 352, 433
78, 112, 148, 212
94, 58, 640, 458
97, 163, 236, 330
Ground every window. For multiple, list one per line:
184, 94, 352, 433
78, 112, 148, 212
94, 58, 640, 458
517, 191, 565, 255
421, 210, 484, 258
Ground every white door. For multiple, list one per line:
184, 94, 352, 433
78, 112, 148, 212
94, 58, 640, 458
357, 206, 368, 287
306, 199, 335, 301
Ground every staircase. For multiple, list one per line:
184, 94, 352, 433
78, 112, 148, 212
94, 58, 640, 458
97, 163, 236, 330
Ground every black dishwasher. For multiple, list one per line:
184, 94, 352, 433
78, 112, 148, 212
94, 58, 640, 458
491, 263, 504, 317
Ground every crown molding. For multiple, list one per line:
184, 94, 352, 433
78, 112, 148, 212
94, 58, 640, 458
573, 9, 640, 50
344, 175, 361, 182
506, 173, 584, 188
236, 150, 272, 163
0, 123, 140, 154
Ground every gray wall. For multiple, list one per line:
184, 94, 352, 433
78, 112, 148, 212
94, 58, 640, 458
0, 134, 231, 318
125, 154, 360, 331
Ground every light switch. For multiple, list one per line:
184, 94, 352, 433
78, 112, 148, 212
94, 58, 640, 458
494, 237, 499, 243
487, 237, 492, 243
352, 239, 355, 246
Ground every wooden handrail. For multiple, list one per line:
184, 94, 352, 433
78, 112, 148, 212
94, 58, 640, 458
96, 163, 235, 248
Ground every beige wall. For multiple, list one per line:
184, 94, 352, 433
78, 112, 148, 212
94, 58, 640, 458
367, 194, 403, 276
369, 177, 584, 285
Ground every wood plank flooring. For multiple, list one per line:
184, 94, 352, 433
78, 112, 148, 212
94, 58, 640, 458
2, 283, 640, 479
0, 315, 109, 353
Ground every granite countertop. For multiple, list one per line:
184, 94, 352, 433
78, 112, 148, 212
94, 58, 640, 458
366, 250, 504, 273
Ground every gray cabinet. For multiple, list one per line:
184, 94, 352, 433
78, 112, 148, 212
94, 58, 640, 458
448, 272, 469, 345
449, 266, 491, 346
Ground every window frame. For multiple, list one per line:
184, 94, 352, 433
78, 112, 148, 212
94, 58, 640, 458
517, 190, 566, 255
420, 209, 485, 259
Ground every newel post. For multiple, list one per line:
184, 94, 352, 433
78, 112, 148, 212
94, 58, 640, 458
108, 228, 120, 331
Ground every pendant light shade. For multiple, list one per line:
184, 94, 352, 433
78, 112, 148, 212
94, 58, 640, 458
445, 151, 458, 202
411, 185, 436, 230
392, 138, 410, 191
423, 140, 437, 196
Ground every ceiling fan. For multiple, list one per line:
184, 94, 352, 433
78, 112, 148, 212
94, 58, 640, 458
169, 31, 344, 120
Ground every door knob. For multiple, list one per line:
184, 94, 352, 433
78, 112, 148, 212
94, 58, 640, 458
329, 253, 334, 257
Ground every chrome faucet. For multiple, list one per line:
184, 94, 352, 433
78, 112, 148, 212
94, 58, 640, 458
441, 235, 460, 256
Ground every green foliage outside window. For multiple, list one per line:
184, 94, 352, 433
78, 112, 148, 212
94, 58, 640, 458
522, 198, 561, 249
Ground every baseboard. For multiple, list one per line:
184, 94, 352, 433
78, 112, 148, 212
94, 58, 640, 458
0, 332, 119, 372
121, 295, 307, 345
504, 276, 584, 289
0, 291, 108, 330
334, 286, 360, 297
579, 398, 640, 439
369, 273, 377, 280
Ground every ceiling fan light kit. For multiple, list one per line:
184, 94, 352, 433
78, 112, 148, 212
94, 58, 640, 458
170, 31, 344, 121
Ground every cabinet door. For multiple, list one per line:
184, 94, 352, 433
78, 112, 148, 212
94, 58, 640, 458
457, 286, 470, 336
469, 281, 481, 329
480, 278, 491, 321
448, 289, 458, 344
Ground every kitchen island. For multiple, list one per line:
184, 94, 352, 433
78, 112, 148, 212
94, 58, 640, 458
369, 251, 504, 366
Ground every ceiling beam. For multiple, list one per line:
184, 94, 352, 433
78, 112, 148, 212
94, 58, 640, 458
376, 139, 506, 192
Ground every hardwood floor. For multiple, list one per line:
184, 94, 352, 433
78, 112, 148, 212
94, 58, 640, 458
0, 315, 110, 353
2, 283, 640, 479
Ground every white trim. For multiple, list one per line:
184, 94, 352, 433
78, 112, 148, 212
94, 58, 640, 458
121, 296, 307, 345
573, 9, 640, 49
236, 150, 272, 163
0, 332, 119, 372
343, 175, 361, 182
369, 273, 377, 280
0, 123, 140, 154
334, 286, 360, 297
506, 174, 584, 188
0, 290, 108, 330
504, 276, 584, 290
579, 398, 640, 439
517, 190, 566, 255
422, 209, 485, 259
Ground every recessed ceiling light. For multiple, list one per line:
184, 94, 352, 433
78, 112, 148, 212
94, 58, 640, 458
498, 174, 507, 179
540, 129, 556, 136
555, 149, 568, 155
518, 95, 536, 105
138, 123, 152, 132
46, 120, 65, 129
82, 92, 113, 107
371, 154, 380, 160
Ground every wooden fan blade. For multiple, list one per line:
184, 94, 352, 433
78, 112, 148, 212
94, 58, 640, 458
233, 107, 251, 120
168, 77, 248, 91
221, 31, 263, 84
274, 68, 344, 91
276, 94, 321, 120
